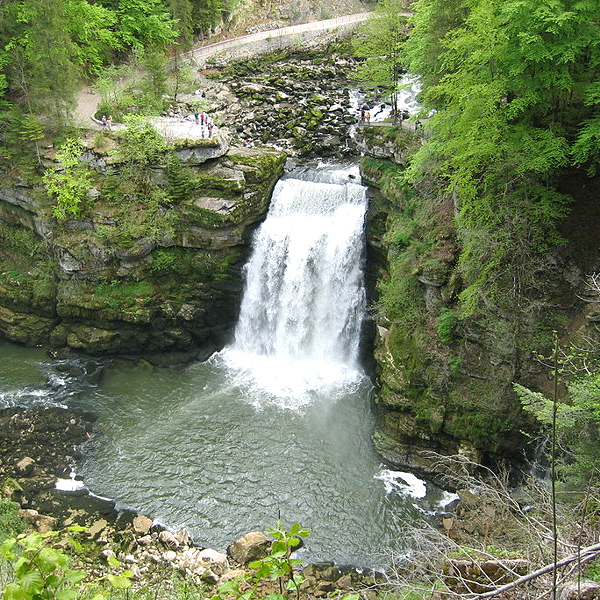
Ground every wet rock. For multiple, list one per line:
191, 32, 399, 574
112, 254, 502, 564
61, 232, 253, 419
159, 530, 180, 549
302, 563, 341, 582
88, 519, 108, 537
199, 548, 229, 573
228, 531, 270, 565
336, 574, 353, 590
16, 457, 35, 476
444, 559, 529, 594
136, 535, 153, 546
457, 489, 480, 508
315, 581, 335, 595
175, 527, 190, 546
19, 509, 57, 533
200, 570, 219, 585
179, 548, 203, 571
133, 515, 153, 535
101, 549, 116, 561
220, 568, 246, 582
35, 514, 57, 533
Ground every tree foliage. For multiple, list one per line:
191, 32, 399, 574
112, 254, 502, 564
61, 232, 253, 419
0, 0, 178, 132
516, 370, 600, 492
113, 0, 176, 49
400, 0, 600, 316
43, 139, 94, 221
353, 0, 409, 113
0, 0, 80, 122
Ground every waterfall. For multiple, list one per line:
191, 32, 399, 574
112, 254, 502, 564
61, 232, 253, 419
220, 164, 368, 406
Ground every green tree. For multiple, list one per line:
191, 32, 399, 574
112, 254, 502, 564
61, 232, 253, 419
43, 139, 94, 221
117, 116, 170, 196
169, 0, 195, 102
402, 0, 600, 317
401, 0, 468, 92
115, 0, 177, 49
134, 47, 169, 113
0, 0, 80, 122
63, 0, 122, 77
191, 0, 240, 34
353, 0, 409, 116
170, 0, 194, 47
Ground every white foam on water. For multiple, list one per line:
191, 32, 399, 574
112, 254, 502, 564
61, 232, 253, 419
0, 387, 64, 409
438, 490, 460, 508
218, 349, 365, 410
348, 75, 423, 122
55, 471, 86, 491
375, 469, 428, 499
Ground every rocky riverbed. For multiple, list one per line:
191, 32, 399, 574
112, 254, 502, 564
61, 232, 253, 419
175, 45, 374, 159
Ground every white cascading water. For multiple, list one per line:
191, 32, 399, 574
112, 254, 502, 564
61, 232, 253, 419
221, 164, 368, 406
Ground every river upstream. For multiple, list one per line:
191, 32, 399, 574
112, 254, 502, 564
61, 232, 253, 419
0, 163, 452, 568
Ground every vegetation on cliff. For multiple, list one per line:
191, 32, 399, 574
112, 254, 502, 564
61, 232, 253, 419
404, 0, 600, 317
0, 0, 294, 357
356, 0, 600, 492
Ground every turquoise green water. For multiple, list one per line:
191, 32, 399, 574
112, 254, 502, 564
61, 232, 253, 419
0, 340, 454, 567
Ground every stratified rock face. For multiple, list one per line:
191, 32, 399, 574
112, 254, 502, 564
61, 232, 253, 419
0, 143, 286, 355
361, 131, 530, 481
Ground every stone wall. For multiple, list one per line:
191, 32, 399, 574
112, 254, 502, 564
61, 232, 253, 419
191, 14, 369, 68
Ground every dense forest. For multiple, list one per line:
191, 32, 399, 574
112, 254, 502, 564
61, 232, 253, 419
354, 0, 600, 485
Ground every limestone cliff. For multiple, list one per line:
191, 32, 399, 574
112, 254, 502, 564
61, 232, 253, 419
0, 132, 286, 356
359, 124, 600, 478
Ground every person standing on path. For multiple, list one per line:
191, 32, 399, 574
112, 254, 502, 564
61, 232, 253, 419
207, 120, 214, 138
106, 116, 113, 131
194, 111, 199, 124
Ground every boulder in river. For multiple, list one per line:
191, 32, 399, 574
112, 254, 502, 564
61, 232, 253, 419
158, 530, 180, 549
228, 531, 270, 565
132, 515, 153, 535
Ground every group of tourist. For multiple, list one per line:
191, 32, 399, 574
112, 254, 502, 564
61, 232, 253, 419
359, 105, 422, 130
192, 111, 215, 138
100, 115, 113, 130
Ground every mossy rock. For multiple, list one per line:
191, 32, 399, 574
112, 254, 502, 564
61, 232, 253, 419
226, 147, 286, 184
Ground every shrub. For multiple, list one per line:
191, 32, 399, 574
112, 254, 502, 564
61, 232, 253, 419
436, 308, 460, 344
0, 500, 25, 543
43, 139, 94, 221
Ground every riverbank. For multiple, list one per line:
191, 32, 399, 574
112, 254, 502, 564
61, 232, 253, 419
0, 402, 382, 596
5, 398, 594, 600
